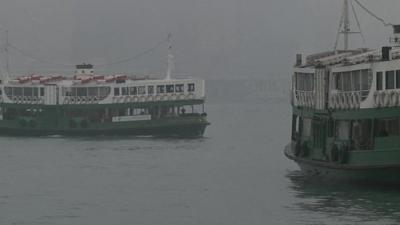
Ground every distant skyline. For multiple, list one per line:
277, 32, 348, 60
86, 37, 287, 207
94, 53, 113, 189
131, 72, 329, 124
0, 0, 398, 78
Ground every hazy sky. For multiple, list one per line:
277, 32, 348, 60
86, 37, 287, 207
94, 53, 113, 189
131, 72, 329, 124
0, 0, 399, 78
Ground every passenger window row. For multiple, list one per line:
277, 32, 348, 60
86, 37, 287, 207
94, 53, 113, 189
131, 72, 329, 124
114, 83, 195, 96
376, 70, 400, 90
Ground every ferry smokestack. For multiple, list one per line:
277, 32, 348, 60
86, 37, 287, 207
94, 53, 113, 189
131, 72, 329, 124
295, 54, 302, 66
391, 25, 400, 47
382, 46, 392, 61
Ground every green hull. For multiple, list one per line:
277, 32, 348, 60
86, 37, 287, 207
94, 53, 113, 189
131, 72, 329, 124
0, 100, 209, 137
0, 117, 209, 137
285, 144, 400, 184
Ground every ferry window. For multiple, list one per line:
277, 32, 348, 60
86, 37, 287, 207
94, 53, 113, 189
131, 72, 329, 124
361, 69, 370, 90
40, 88, 45, 96
386, 71, 395, 89
99, 87, 110, 97
175, 84, 184, 92
336, 121, 350, 140
13, 87, 22, 96
166, 85, 174, 93
147, 86, 154, 94
129, 87, 137, 95
335, 73, 343, 90
121, 87, 128, 96
188, 83, 195, 92
138, 86, 146, 95
23, 87, 33, 97
351, 70, 361, 91
376, 72, 383, 90
88, 87, 98, 96
343, 71, 351, 91
77, 88, 87, 97
296, 73, 314, 91
33, 88, 38, 97
114, 88, 120, 96
396, 70, 400, 89
157, 85, 165, 94
4, 87, 12, 96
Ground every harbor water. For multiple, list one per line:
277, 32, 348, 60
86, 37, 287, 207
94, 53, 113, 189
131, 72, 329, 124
1, 79, 400, 225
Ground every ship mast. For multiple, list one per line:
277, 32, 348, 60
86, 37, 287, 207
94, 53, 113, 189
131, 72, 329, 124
343, 0, 350, 50
334, 0, 364, 52
5, 30, 10, 78
165, 33, 174, 80
0, 29, 10, 82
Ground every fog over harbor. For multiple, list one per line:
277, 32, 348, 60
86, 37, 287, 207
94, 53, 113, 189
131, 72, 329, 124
2, 1, 400, 224
0, 0, 399, 78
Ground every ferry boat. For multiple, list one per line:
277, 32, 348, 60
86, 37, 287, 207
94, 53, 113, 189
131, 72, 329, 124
285, 0, 400, 183
0, 51, 209, 136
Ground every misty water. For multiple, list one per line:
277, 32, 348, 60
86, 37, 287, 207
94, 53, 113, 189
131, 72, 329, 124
0, 79, 400, 225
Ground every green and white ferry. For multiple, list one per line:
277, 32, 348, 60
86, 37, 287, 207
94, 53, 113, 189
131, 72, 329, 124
0, 58, 209, 136
285, 0, 400, 183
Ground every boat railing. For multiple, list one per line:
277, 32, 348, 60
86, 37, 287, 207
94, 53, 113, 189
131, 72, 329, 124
61, 92, 199, 105
294, 90, 315, 108
110, 92, 198, 104
372, 90, 400, 108
6, 96, 45, 104
330, 91, 363, 110
62, 96, 107, 105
